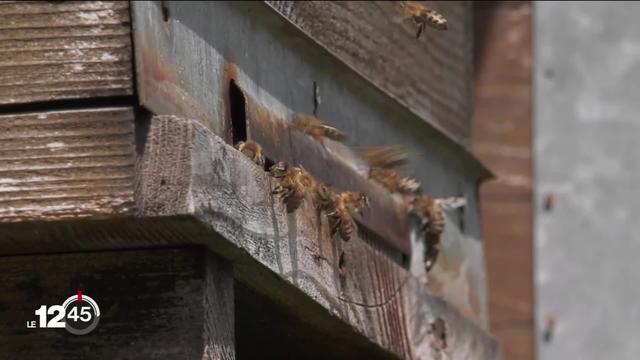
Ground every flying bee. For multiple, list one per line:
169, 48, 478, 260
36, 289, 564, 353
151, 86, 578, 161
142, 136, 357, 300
413, 195, 445, 272
327, 191, 369, 241
358, 145, 409, 170
359, 145, 422, 196
400, 1, 448, 39
235, 140, 265, 167
370, 167, 422, 195
292, 113, 347, 142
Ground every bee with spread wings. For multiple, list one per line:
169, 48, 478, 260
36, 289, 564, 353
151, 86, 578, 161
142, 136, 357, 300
292, 113, 347, 143
398, 1, 448, 39
357, 145, 422, 196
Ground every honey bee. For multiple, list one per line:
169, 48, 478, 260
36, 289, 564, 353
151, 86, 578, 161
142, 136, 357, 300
269, 161, 289, 179
414, 195, 445, 272
370, 168, 422, 195
292, 113, 346, 142
359, 145, 422, 195
314, 183, 336, 213
340, 191, 370, 215
435, 196, 466, 211
235, 140, 265, 167
270, 163, 315, 213
327, 191, 369, 241
400, 1, 448, 39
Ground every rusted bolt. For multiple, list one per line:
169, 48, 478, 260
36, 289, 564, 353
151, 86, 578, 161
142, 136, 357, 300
543, 313, 556, 343
543, 193, 555, 212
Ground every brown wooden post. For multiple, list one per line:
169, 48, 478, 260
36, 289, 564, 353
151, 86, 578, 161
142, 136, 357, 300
473, 2, 535, 359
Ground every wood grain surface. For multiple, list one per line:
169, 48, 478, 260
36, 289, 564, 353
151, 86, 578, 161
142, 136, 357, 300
0, 248, 235, 360
266, 1, 473, 146
0, 1, 133, 105
0, 107, 136, 222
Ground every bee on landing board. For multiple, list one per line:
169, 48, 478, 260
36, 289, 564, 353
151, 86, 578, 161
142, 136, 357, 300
358, 145, 422, 196
269, 161, 289, 179
235, 140, 265, 168
270, 163, 315, 213
400, 1, 448, 39
327, 191, 369, 242
292, 113, 347, 142
314, 183, 336, 213
413, 195, 445, 272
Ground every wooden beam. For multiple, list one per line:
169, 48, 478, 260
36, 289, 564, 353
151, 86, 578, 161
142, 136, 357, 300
0, 107, 135, 222
0, 248, 235, 360
136, 115, 499, 359
266, 1, 473, 147
0, 113, 498, 358
0, 1, 133, 105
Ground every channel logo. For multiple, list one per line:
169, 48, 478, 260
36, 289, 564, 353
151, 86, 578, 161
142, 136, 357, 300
26, 290, 101, 335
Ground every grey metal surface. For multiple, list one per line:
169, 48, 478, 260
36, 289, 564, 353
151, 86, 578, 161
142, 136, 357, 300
535, 2, 640, 359
132, 1, 489, 326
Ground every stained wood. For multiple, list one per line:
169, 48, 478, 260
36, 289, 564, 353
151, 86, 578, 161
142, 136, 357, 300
0, 1, 133, 105
204, 252, 236, 360
137, 115, 499, 359
266, 1, 473, 146
472, 2, 534, 359
0, 107, 135, 222
0, 248, 234, 360
0, 114, 498, 359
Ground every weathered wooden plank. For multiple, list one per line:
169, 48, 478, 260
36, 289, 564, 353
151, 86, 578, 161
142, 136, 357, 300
131, 1, 490, 182
266, 1, 473, 146
0, 113, 498, 359
0, 107, 135, 222
136, 115, 499, 359
131, 1, 493, 288
0, 248, 234, 359
0, 1, 133, 105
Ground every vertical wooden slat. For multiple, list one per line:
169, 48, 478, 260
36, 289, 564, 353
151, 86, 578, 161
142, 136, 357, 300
473, 2, 535, 359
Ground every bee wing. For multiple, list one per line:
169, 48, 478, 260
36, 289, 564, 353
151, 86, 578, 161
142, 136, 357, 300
357, 145, 411, 175
292, 114, 346, 142
436, 196, 466, 210
292, 113, 323, 130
